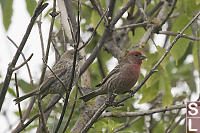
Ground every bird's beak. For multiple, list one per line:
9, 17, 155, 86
140, 55, 147, 60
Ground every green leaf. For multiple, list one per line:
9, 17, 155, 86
25, 0, 37, 16
91, 11, 104, 35
142, 52, 159, 71
18, 79, 32, 93
160, 69, 173, 106
153, 122, 165, 133
157, 46, 169, 68
139, 83, 159, 104
129, 28, 145, 46
193, 42, 200, 72
0, 83, 16, 97
0, 0, 13, 30
145, 72, 160, 88
170, 14, 191, 64
119, 117, 144, 132
8, 87, 16, 97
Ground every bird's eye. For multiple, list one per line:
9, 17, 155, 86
135, 54, 139, 57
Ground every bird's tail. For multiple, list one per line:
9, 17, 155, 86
14, 90, 38, 103
79, 89, 103, 102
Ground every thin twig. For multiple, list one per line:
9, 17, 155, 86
96, 0, 104, 17
13, 95, 61, 132
165, 109, 181, 133
78, 8, 108, 51
81, 94, 116, 133
12, 54, 33, 71
37, 14, 45, 58
54, 0, 81, 132
36, 0, 57, 131
167, 115, 185, 133
135, 0, 148, 20
90, 0, 103, 17
40, 0, 58, 85
62, 86, 78, 133
97, 55, 106, 78
134, 1, 168, 48
114, 11, 200, 105
42, 59, 67, 91
80, 0, 134, 76
82, 103, 107, 133
114, 116, 141, 133
114, 21, 149, 31
0, 0, 48, 111
72, 0, 94, 9
14, 73, 23, 126
7, 37, 34, 89
37, 96, 48, 133
67, 17, 76, 44
101, 104, 185, 118
51, 36, 61, 62
64, 0, 77, 32
10, 37, 35, 133
159, 0, 177, 28
158, 31, 200, 41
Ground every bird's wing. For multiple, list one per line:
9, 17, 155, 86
96, 64, 120, 87
39, 62, 72, 93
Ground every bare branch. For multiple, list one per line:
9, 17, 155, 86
37, 96, 48, 133
114, 21, 149, 31
114, 11, 200, 106
80, 0, 133, 76
158, 31, 200, 41
167, 115, 185, 133
81, 95, 116, 133
101, 104, 185, 118
0, 0, 48, 111
12, 54, 33, 71
62, 87, 78, 133
54, 0, 81, 132
13, 95, 61, 132
42, 59, 67, 92
37, 14, 45, 58
114, 116, 142, 133
165, 109, 181, 133
14, 73, 23, 126
78, 8, 108, 51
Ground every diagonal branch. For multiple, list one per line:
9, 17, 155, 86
81, 10, 200, 133
158, 31, 200, 41
114, 11, 200, 106
80, 0, 134, 76
54, 0, 81, 132
12, 54, 33, 71
0, 0, 48, 111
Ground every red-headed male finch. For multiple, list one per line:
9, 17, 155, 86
80, 51, 146, 102
14, 50, 83, 103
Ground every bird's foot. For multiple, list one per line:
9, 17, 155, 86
112, 102, 124, 107
105, 93, 117, 106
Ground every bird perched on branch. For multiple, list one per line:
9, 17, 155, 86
80, 51, 146, 102
14, 50, 83, 103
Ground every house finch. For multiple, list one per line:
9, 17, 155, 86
80, 51, 146, 102
14, 50, 82, 103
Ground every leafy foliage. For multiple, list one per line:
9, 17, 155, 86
0, 0, 200, 132
0, 0, 13, 31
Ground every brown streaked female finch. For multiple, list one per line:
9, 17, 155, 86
14, 50, 83, 103
80, 51, 146, 102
